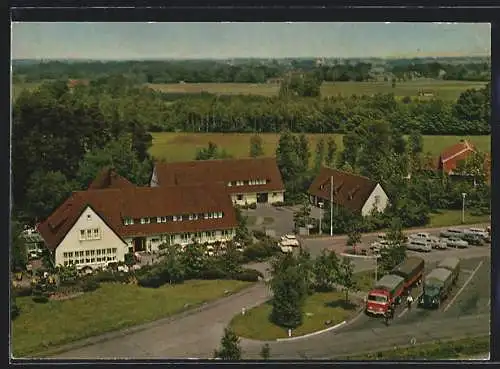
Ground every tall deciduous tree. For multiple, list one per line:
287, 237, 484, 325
313, 249, 339, 291
249, 134, 265, 157
11, 219, 27, 272
337, 257, 357, 303
314, 138, 326, 173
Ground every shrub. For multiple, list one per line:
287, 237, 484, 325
13, 285, 32, 297
232, 268, 263, 282
242, 241, 278, 262
137, 271, 164, 288
198, 266, 230, 280
252, 230, 267, 240
81, 278, 100, 292
32, 288, 50, 303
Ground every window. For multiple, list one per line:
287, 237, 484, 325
63, 252, 68, 258
209, 213, 213, 219
87, 214, 92, 221
96, 249, 101, 256
86, 229, 92, 239
107, 248, 112, 254
178, 215, 183, 221
272, 192, 277, 196
64, 261, 69, 266
189, 214, 193, 221
112, 248, 117, 253
80, 230, 85, 240
146, 218, 151, 224
80, 251, 84, 257
237, 195, 243, 201
90, 250, 95, 256
68, 252, 73, 258
86, 258, 91, 263
228, 182, 232, 187
204, 213, 208, 219
124, 217, 134, 225
374, 195, 381, 205
75, 259, 80, 265
90, 258, 95, 263
173, 216, 178, 222
85, 250, 90, 256
218, 212, 223, 218
193, 214, 198, 220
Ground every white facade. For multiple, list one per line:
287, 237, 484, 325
53, 205, 238, 269
231, 191, 284, 206
360, 184, 390, 217
54, 206, 128, 269
124, 229, 237, 252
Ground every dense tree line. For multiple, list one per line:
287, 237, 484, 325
391, 61, 490, 82
12, 78, 154, 224
151, 86, 491, 135
13, 58, 490, 84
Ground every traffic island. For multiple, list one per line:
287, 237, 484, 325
229, 291, 361, 341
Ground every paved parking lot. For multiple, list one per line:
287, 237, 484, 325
242, 205, 295, 237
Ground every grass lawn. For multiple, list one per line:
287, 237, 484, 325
147, 80, 486, 101
149, 132, 490, 163
12, 279, 253, 358
427, 209, 490, 228
229, 291, 358, 341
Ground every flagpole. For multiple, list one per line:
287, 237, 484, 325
330, 175, 333, 236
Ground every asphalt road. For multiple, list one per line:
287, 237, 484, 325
51, 242, 490, 360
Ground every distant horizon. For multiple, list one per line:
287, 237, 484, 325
12, 23, 490, 60
12, 54, 492, 62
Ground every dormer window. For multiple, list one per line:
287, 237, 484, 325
189, 214, 194, 221
123, 218, 134, 226
140, 218, 151, 224
173, 216, 178, 222
218, 212, 223, 218
227, 182, 232, 187
87, 214, 92, 221
204, 213, 208, 219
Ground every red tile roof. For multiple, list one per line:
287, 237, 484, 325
87, 167, 135, 190
153, 157, 285, 194
308, 167, 379, 213
438, 140, 476, 174
37, 183, 238, 251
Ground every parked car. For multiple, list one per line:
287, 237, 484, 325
440, 228, 465, 239
280, 234, 300, 247
466, 227, 489, 239
446, 237, 468, 248
428, 236, 448, 250
461, 233, 484, 246
409, 232, 432, 241
406, 239, 432, 252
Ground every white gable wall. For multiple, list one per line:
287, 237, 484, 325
54, 206, 128, 268
361, 183, 390, 217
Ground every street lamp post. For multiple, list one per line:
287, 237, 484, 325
318, 202, 323, 235
461, 193, 467, 223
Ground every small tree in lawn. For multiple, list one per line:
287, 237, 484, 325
217, 241, 242, 275
337, 257, 358, 303
162, 244, 185, 284
346, 223, 362, 252
213, 327, 242, 360
260, 343, 271, 360
269, 253, 307, 329
313, 249, 339, 292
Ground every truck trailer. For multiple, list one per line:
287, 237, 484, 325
365, 256, 425, 316
421, 267, 453, 308
437, 257, 461, 279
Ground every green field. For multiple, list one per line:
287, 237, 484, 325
12, 80, 486, 102
150, 132, 491, 163
12, 280, 252, 358
148, 80, 487, 100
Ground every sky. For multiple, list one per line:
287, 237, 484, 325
11, 22, 491, 60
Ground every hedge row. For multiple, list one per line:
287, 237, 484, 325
138, 266, 263, 288
343, 335, 490, 360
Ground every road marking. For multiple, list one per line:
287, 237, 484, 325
443, 260, 484, 313
461, 269, 473, 274
398, 308, 408, 318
